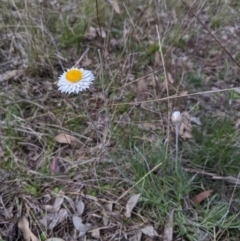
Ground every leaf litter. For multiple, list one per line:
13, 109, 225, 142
163, 209, 174, 241
125, 193, 141, 218
141, 225, 158, 238
18, 216, 39, 241
76, 200, 85, 216
54, 133, 81, 145
192, 190, 214, 206
107, 0, 121, 14
72, 216, 94, 238
2, 0, 240, 240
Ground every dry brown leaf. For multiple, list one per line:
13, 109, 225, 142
137, 79, 148, 103
125, 193, 141, 218
192, 190, 213, 205
107, 0, 121, 14
163, 209, 174, 241
18, 216, 39, 241
54, 133, 80, 145
50, 158, 60, 174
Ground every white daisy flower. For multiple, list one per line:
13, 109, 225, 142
57, 67, 95, 94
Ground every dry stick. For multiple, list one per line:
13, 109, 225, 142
73, 47, 89, 67
108, 87, 239, 107
156, 25, 170, 160
183, 167, 240, 185
180, 0, 240, 69
116, 162, 162, 203
79, 94, 101, 143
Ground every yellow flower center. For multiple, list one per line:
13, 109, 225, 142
65, 69, 83, 83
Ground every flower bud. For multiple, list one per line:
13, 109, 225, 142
171, 111, 182, 124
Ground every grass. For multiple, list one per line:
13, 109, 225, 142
1, 0, 240, 240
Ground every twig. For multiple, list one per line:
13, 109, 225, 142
74, 47, 90, 67
183, 167, 240, 185
180, 0, 240, 69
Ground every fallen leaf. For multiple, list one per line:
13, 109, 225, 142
105, 203, 113, 212
53, 197, 64, 211
72, 216, 93, 237
102, 203, 113, 226
86, 26, 97, 39
107, 0, 121, 14
137, 79, 148, 104
163, 209, 174, 241
82, 58, 92, 67
167, 72, 174, 84
190, 116, 202, 126
141, 225, 158, 238
179, 111, 193, 139
154, 51, 160, 66
18, 216, 39, 241
76, 200, 85, 216
91, 229, 100, 239
50, 158, 60, 174
235, 118, 240, 128
54, 133, 80, 145
125, 193, 141, 218
96, 27, 106, 38
179, 90, 188, 96
42, 205, 55, 212
181, 131, 193, 139
129, 230, 142, 241
192, 190, 213, 205
48, 209, 68, 229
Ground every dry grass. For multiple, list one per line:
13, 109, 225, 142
1, 0, 240, 240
